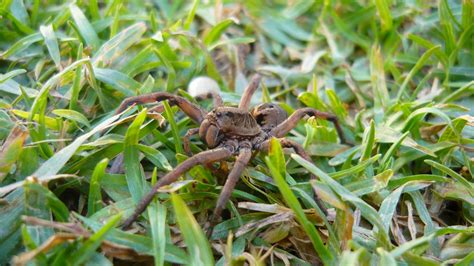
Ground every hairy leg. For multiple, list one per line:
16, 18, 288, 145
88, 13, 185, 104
116, 92, 206, 123
238, 74, 262, 111
183, 128, 200, 156
122, 147, 233, 229
151, 91, 223, 112
270, 108, 347, 144
207, 148, 252, 237
210, 148, 252, 223
109, 154, 124, 174
195, 91, 223, 107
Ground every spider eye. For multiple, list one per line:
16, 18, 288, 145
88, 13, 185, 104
225, 111, 233, 117
268, 104, 274, 109
216, 112, 222, 117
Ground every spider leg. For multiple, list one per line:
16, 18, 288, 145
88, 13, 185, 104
116, 92, 206, 123
109, 154, 124, 174
208, 148, 252, 237
258, 138, 328, 215
196, 91, 223, 107
150, 91, 223, 116
183, 128, 200, 156
122, 147, 233, 229
238, 74, 262, 110
270, 108, 347, 144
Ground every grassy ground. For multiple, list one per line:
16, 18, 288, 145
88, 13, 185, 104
1, 0, 473, 265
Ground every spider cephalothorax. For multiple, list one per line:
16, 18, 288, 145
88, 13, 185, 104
200, 107, 262, 149
116, 74, 347, 232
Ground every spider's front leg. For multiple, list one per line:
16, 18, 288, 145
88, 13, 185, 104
116, 92, 206, 123
270, 108, 348, 144
122, 147, 233, 229
183, 128, 200, 156
207, 147, 252, 237
238, 74, 262, 110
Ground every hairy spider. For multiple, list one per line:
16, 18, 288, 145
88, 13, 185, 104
117, 74, 347, 231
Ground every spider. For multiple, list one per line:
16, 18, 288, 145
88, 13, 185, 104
117, 74, 347, 231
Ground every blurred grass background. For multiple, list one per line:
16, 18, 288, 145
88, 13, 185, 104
0, 0, 473, 265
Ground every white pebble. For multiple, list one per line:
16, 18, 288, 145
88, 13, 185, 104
187, 76, 220, 97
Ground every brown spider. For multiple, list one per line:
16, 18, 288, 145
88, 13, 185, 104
117, 74, 347, 231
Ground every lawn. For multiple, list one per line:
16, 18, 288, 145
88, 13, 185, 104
0, 0, 473, 265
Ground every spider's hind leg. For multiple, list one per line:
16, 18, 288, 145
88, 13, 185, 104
121, 147, 232, 229
270, 108, 348, 145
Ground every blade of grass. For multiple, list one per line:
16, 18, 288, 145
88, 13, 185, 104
379, 132, 409, 172
93, 67, 140, 96
265, 138, 333, 265
390, 227, 473, 258
171, 193, 214, 265
396, 45, 441, 101
204, 18, 235, 46
184, 0, 199, 30
52, 109, 91, 128
162, 101, 184, 155
408, 191, 440, 255
292, 153, 391, 248
23, 183, 69, 222
93, 22, 147, 66
148, 168, 167, 266
69, 43, 83, 111
370, 45, 390, 123
360, 120, 375, 163
424, 159, 474, 197
374, 0, 393, 31
0, 109, 121, 196
87, 158, 109, 217
39, 24, 61, 69
124, 108, 148, 205
69, 4, 100, 50
70, 213, 122, 265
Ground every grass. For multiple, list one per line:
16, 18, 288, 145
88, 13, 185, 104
0, 0, 473, 265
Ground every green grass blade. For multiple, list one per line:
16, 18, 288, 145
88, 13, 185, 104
87, 158, 109, 216
204, 19, 235, 46
0, 32, 42, 59
183, 0, 199, 30
69, 4, 100, 50
93, 67, 140, 96
93, 22, 147, 66
370, 45, 390, 122
360, 120, 375, 162
374, 0, 393, 31
148, 182, 167, 266
292, 153, 391, 248
52, 109, 91, 128
162, 101, 184, 155
171, 193, 214, 265
424, 159, 474, 197
39, 24, 61, 69
70, 213, 122, 265
0, 112, 121, 196
390, 227, 473, 258
265, 138, 333, 265
124, 108, 148, 204
396, 45, 441, 101
24, 183, 69, 222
